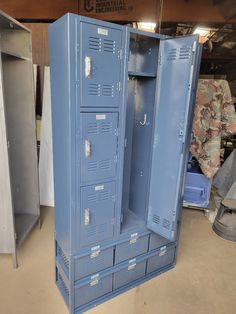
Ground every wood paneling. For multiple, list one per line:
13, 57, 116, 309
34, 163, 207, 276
23, 23, 50, 113
0, 0, 235, 22
0, 0, 78, 19
79, 0, 236, 23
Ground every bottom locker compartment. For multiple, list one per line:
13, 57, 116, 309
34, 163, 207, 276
146, 245, 176, 274
74, 246, 114, 281
115, 234, 149, 264
74, 273, 112, 309
113, 259, 146, 290
149, 232, 172, 251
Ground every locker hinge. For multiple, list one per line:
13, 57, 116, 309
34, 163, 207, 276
192, 41, 197, 52
159, 54, 162, 66
128, 258, 137, 270
153, 135, 158, 149
90, 245, 100, 258
172, 220, 175, 231
119, 49, 123, 60
90, 273, 100, 286
118, 82, 121, 91
114, 155, 118, 163
115, 128, 119, 136
130, 232, 138, 244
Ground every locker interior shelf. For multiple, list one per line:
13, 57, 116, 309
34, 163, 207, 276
128, 71, 156, 78
121, 209, 146, 233
14, 214, 39, 247
128, 32, 159, 75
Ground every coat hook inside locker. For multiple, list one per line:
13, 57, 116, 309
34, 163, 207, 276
139, 114, 150, 126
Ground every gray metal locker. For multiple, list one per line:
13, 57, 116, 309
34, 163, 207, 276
0, 12, 40, 268
49, 13, 202, 314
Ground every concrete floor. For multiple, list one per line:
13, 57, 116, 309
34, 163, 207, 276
0, 208, 236, 314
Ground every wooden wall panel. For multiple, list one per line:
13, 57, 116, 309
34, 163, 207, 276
79, 0, 160, 22
0, 0, 78, 19
79, 0, 236, 23
0, 0, 235, 22
23, 23, 50, 113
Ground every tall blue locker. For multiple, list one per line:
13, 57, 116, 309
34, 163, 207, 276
49, 14, 202, 314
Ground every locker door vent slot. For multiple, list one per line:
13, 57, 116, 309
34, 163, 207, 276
100, 159, 111, 170
103, 39, 115, 53
87, 161, 98, 172
88, 122, 99, 134
88, 84, 101, 96
179, 46, 191, 60
100, 191, 110, 200
57, 245, 69, 270
101, 121, 113, 133
102, 85, 114, 97
162, 218, 171, 230
152, 214, 160, 225
87, 227, 97, 237
88, 36, 101, 51
57, 273, 69, 298
167, 48, 177, 61
87, 194, 98, 204
86, 223, 109, 238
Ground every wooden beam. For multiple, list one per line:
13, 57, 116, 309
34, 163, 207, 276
214, 0, 236, 20
78, 0, 236, 23
0, 0, 78, 20
0, 0, 235, 22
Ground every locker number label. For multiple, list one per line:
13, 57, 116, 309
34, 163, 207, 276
95, 185, 104, 191
96, 114, 106, 120
97, 28, 108, 36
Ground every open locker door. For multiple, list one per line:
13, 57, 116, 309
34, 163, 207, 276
147, 35, 201, 241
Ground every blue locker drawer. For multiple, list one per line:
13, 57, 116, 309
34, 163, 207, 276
115, 234, 149, 264
74, 246, 114, 280
146, 245, 175, 274
79, 182, 116, 247
149, 233, 172, 251
81, 112, 118, 184
113, 259, 146, 290
184, 171, 212, 208
74, 274, 112, 308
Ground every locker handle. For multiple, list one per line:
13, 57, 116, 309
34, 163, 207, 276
85, 56, 92, 78
85, 140, 91, 158
84, 208, 90, 225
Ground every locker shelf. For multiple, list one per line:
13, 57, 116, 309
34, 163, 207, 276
15, 214, 39, 247
121, 209, 145, 234
128, 71, 156, 78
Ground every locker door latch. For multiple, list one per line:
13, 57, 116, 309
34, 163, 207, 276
90, 273, 100, 286
84, 208, 90, 225
159, 246, 167, 256
85, 56, 92, 78
85, 140, 91, 158
130, 233, 138, 244
128, 258, 136, 270
90, 245, 100, 258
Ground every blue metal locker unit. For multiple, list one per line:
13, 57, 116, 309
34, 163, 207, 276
49, 14, 202, 314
